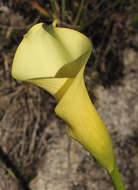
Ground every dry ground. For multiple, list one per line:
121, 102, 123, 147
0, 1, 138, 190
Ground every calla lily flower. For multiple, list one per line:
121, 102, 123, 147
12, 22, 125, 190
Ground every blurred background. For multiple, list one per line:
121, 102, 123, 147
0, 0, 138, 190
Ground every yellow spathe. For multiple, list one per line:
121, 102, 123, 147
12, 22, 115, 172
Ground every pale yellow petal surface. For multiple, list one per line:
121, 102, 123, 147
55, 67, 115, 172
12, 23, 92, 80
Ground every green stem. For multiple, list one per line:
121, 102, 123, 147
73, 0, 85, 25
61, 0, 66, 21
109, 163, 126, 190
49, 0, 58, 19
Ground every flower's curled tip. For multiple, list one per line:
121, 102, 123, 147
11, 22, 115, 173
52, 19, 58, 27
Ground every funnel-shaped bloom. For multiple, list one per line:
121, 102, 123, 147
12, 23, 125, 190
12, 22, 114, 171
